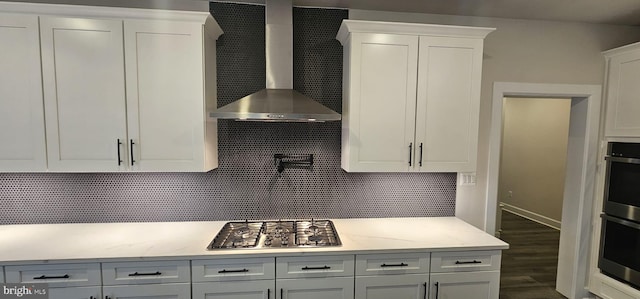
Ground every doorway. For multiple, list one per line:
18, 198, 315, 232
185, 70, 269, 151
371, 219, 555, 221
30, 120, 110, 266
486, 82, 602, 299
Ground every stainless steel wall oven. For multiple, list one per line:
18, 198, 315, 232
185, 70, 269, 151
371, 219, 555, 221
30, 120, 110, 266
600, 142, 640, 289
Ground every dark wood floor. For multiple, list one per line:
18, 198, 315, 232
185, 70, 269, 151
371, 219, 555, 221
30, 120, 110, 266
499, 211, 567, 299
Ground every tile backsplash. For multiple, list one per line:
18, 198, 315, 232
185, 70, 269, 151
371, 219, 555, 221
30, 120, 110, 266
0, 3, 456, 225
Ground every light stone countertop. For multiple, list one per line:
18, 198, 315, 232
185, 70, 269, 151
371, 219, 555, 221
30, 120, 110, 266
0, 217, 508, 265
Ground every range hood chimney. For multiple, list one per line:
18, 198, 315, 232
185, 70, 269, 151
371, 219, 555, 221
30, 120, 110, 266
209, 0, 341, 122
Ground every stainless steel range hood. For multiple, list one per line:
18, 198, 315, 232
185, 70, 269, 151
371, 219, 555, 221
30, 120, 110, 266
209, 0, 341, 122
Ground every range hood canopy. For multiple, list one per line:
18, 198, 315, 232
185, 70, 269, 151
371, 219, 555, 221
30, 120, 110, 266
209, 0, 341, 122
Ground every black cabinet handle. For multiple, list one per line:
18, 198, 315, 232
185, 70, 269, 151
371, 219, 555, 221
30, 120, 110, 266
128, 271, 161, 277
33, 274, 69, 280
117, 139, 123, 165
455, 260, 482, 265
423, 282, 427, 299
380, 263, 408, 267
419, 143, 423, 167
435, 282, 439, 299
218, 268, 249, 274
409, 143, 413, 166
130, 139, 135, 166
301, 265, 331, 270
89, 297, 95, 299
267, 288, 271, 299
280, 288, 284, 299
105, 296, 111, 299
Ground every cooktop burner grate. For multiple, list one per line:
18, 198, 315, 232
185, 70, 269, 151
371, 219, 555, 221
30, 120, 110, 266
207, 219, 341, 249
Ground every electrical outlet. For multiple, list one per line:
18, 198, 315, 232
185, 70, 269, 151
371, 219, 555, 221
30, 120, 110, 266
458, 172, 476, 186
508, 191, 513, 198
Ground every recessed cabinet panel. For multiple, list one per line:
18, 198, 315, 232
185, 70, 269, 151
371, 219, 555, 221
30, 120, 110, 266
605, 48, 640, 137
416, 36, 482, 172
101, 260, 190, 285
40, 17, 128, 172
48, 286, 101, 299
124, 20, 206, 171
278, 277, 355, 299
344, 33, 419, 172
192, 280, 273, 299
103, 283, 190, 299
429, 271, 499, 299
5, 263, 101, 288
192, 258, 275, 282
0, 14, 47, 171
355, 274, 429, 299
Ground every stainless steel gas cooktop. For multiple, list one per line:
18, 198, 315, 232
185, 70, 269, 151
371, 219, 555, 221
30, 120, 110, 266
207, 219, 341, 249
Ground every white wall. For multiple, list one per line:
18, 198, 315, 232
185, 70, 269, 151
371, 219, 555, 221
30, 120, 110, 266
499, 97, 571, 226
349, 9, 640, 231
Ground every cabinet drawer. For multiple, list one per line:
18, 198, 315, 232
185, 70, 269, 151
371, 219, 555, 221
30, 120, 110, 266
103, 282, 190, 299
192, 257, 275, 282
48, 286, 101, 299
102, 260, 190, 285
5, 263, 101, 287
431, 250, 501, 273
276, 255, 355, 278
356, 252, 429, 275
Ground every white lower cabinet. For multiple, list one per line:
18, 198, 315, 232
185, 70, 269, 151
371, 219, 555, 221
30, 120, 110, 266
193, 280, 274, 299
48, 286, 101, 299
355, 274, 429, 299
277, 277, 354, 299
103, 282, 190, 299
429, 271, 500, 299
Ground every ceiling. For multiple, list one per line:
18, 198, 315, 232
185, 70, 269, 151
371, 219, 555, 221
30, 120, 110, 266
216, 0, 640, 26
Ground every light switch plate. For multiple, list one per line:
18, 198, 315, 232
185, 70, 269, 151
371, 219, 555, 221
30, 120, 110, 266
458, 172, 477, 186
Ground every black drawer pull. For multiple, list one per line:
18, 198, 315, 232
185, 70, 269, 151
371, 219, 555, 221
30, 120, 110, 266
301, 265, 331, 270
455, 260, 482, 265
33, 274, 70, 280
380, 263, 408, 267
218, 268, 249, 274
128, 271, 161, 276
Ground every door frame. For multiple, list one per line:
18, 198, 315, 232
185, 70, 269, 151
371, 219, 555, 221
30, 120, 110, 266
486, 82, 601, 299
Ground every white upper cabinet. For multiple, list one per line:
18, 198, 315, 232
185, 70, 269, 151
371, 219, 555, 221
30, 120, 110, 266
340, 33, 419, 172
40, 17, 128, 172
337, 20, 494, 172
0, 2, 222, 172
0, 14, 47, 171
604, 42, 640, 137
416, 36, 483, 172
124, 20, 214, 172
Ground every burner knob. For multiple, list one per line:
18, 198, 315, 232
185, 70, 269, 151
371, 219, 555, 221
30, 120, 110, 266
264, 240, 272, 246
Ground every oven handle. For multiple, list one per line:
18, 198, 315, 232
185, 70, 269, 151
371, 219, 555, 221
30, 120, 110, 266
602, 214, 640, 230
605, 156, 640, 165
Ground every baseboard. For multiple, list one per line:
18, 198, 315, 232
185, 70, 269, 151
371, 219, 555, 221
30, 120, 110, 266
501, 202, 561, 230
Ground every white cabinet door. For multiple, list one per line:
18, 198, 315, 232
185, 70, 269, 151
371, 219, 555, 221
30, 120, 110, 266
342, 33, 419, 172
355, 274, 429, 299
0, 14, 47, 171
193, 280, 274, 299
415, 36, 483, 172
123, 20, 206, 172
103, 282, 190, 299
278, 277, 354, 299
429, 271, 499, 299
605, 48, 640, 137
48, 286, 101, 299
40, 17, 128, 172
